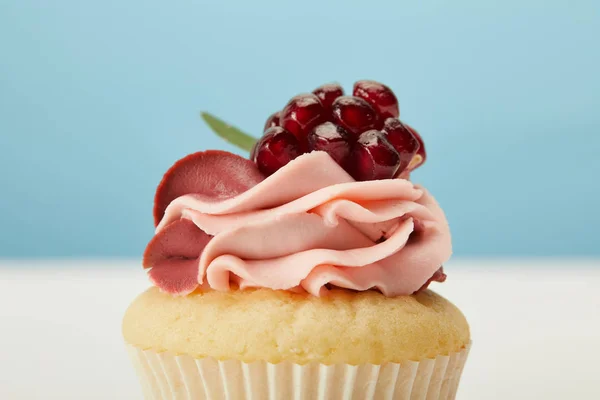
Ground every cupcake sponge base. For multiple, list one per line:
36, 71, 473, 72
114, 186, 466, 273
123, 287, 469, 365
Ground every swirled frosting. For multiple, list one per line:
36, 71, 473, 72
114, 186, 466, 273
144, 151, 451, 296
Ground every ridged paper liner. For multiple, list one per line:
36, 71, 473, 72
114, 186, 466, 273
127, 344, 470, 400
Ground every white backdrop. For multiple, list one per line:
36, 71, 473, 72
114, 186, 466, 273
1, 260, 599, 400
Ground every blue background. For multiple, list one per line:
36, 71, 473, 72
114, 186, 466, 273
0, 0, 598, 258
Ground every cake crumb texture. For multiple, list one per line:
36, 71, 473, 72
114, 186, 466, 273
123, 287, 469, 365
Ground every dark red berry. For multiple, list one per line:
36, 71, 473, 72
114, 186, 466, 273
382, 118, 420, 174
353, 80, 399, 119
307, 122, 351, 166
405, 123, 426, 168
331, 96, 379, 138
347, 130, 401, 181
313, 83, 344, 111
255, 127, 301, 176
280, 94, 326, 146
264, 111, 281, 131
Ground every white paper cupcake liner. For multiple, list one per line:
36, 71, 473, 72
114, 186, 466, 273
126, 344, 470, 400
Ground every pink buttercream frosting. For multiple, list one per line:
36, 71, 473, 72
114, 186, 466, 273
147, 151, 452, 297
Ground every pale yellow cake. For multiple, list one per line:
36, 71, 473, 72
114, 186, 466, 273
122, 287, 469, 365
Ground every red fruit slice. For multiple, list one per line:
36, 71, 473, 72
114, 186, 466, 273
144, 219, 213, 295
147, 259, 200, 296
153, 150, 265, 226
353, 80, 399, 119
143, 218, 212, 268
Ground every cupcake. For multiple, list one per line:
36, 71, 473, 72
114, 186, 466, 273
123, 80, 470, 399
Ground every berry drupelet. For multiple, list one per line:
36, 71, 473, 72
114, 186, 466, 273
255, 80, 425, 180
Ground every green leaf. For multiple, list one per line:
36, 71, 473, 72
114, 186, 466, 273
201, 112, 257, 152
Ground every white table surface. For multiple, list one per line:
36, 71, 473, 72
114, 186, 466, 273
1, 259, 599, 400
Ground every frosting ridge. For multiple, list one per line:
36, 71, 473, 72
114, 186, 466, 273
144, 151, 451, 296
